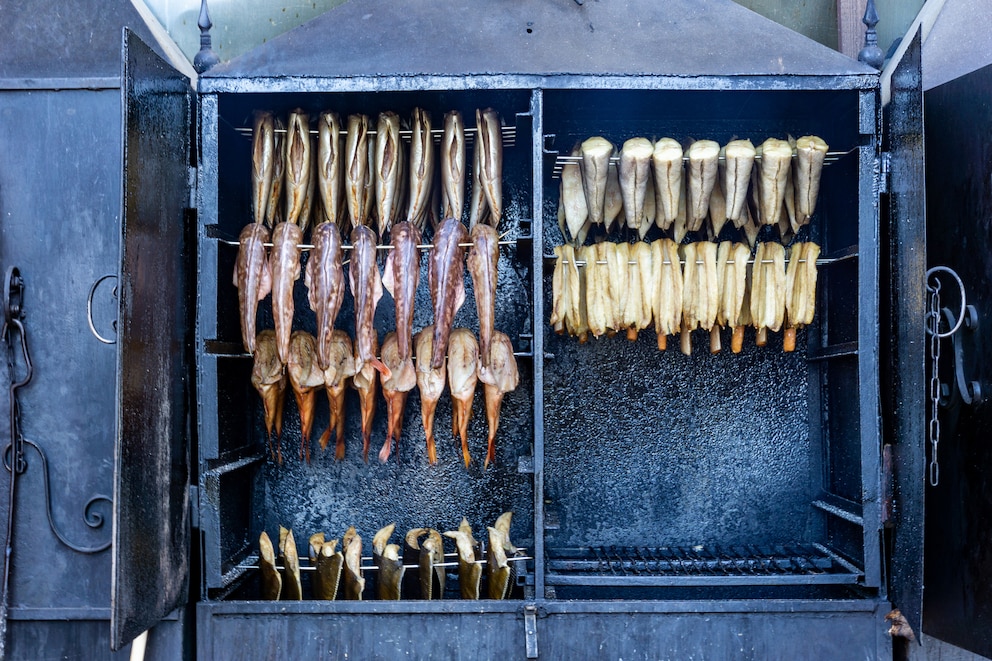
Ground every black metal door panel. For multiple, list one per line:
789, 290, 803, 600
922, 60, 992, 658
883, 29, 926, 639
112, 29, 191, 651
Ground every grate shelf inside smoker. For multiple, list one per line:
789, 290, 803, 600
546, 543, 862, 587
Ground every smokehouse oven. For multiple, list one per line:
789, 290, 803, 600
1, 0, 930, 658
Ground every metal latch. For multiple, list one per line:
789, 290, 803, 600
524, 603, 539, 659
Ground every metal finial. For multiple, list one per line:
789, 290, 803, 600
193, 0, 220, 73
858, 0, 884, 70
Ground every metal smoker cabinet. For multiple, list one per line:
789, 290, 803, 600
0, 1, 934, 659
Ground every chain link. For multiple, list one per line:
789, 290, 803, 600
927, 280, 942, 486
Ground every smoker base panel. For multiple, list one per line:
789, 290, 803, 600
196, 599, 891, 659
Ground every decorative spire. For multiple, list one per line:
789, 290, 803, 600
193, 0, 220, 73
858, 0, 884, 70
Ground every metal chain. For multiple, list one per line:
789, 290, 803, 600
927, 280, 942, 486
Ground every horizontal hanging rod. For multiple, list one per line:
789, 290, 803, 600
552, 252, 855, 267
549, 146, 856, 178
236, 125, 516, 146
218, 238, 517, 251
236, 555, 532, 573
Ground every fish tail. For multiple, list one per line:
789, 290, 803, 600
318, 427, 331, 452
370, 356, 392, 381
426, 436, 437, 465
335, 414, 346, 461
378, 436, 392, 463
484, 434, 496, 470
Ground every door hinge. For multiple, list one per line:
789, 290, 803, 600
524, 603, 539, 659
878, 152, 892, 195
881, 444, 894, 527
189, 485, 200, 529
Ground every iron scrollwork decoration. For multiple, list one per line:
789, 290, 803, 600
2, 268, 112, 553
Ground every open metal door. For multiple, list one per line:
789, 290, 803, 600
111, 29, 192, 651
883, 28, 926, 640
922, 57, 992, 660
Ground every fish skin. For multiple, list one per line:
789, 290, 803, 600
447, 328, 479, 468
757, 138, 792, 226
317, 111, 346, 232
443, 529, 481, 599
381, 221, 421, 391
467, 224, 500, 383
793, 135, 828, 225
234, 223, 272, 354
468, 123, 491, 229
284, 110, 312, 227
441, 111, 466, 221
375, 111, 401, 236
351, 335, 379, 463
619, 137, 654, 231
279, 527, 303, 600
320, 329, 355, 460
258, 531, 282, 600
580, 136, 613, 226
686, 140, 721, 231
305, 222, 346, 371
345, 114, 370, 228
342, 530, 365, 600
373, 524, 405, 600
482, 331, 518, 470
428, 218, 469, 369
264, 117, 285, 226
349, 224, 390, 379
311, 537, 343, 600
251, 330, 285, 463
724, 139, 755, 223
560, 144, 589, 245
487, 526, 511, 600
652, 137, 683, 229
410, 529, 445, 599
379, 332, 410, 463
270, 222, 303, 364
251, 111, 274, 224
477, 107, 503, 226
415, 326, 446, 465
407, 108, 434, 230
287, 331, 324, 463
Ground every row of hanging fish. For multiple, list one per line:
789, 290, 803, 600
550, 239, 820, 354
251, 107, 503, 238
558, 135, 828, 248
239, 217, 518, 468
251, 324, 519, 469
258, 513, 524, 601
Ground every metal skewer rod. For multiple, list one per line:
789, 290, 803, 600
552, 147, 852, 166
218, 238, 517, 250
239, 556, 533, 572
557, 256, 846, 266
236, 125, 516, 143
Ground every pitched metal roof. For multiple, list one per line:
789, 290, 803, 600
204, 0, 875, 87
